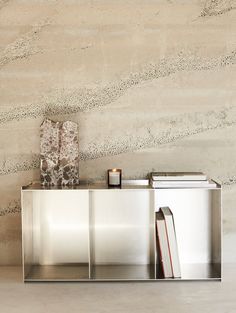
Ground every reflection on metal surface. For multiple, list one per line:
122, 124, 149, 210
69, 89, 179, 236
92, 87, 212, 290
92, 265, 154, 280
24, 263, 221, 281
26, 264, 89, 280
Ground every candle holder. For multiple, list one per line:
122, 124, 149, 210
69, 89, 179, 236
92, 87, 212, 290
107, 169, 122, 188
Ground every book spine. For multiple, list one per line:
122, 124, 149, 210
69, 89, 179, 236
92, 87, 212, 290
156, 222, 165, 278
152, 176, 207, 181
151, 182, 216, 188
163, 219, 174, 278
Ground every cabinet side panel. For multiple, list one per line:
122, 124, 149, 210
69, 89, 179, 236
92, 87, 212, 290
89, 190, 93, 279
149, 190, 155, 266
21, 191, 33, 279
211, 189, 221, 267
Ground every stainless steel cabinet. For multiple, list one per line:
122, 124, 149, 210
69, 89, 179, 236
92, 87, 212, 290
21, 182, 221, 281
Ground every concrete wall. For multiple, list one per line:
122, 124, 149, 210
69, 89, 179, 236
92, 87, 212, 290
0, 0, 236, 264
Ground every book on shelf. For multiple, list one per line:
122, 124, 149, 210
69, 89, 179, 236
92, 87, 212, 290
156, 207, 181, 278
151, 179, 217, 188
151, 172, 207, 181
160, 207, 181, 278
156, 211, 173, 278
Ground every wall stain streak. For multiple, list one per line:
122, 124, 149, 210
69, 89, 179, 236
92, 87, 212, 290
0, 18, 51, 68
81, 106, 236, 160
0, 105, 236, 176
200, 0, 236, 17
0, 0, 10, 11
0, 49, 235, 125
0, 200, 21, 217
0, 154, 39, 176
221, 176, 236, 185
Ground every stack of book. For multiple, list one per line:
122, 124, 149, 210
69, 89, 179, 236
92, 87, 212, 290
156, 207, 181, 278
150, 172, 217, 188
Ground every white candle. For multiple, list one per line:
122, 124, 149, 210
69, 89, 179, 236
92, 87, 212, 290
108, 169, 122, 187
109, 171, 120, 185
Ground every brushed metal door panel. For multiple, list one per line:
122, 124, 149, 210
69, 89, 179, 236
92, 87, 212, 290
32, 190, 89, 265
91, 190, 154, 265
155, 189, 213, 264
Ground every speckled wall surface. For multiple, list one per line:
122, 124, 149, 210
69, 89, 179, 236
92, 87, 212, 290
0, 0, 235, 264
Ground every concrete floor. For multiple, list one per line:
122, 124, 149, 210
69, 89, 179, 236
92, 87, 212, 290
0, 265, 235, 313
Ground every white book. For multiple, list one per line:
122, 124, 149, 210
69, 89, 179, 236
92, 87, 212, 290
156, 212, 173, 278
151, 172, 207, 181
160, 207, 181, 278
151, 180, 217, 188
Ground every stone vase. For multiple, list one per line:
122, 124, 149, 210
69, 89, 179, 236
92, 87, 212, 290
40, 119, 79, 186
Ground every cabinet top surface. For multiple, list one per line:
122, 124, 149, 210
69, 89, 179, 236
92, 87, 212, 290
22, 181, 152, 191
22, 180, 221, 191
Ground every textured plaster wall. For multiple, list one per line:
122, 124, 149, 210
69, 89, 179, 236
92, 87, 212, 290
0, 0, 236, 264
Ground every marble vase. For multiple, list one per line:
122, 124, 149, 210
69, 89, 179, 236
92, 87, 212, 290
40, 119, 79, 186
